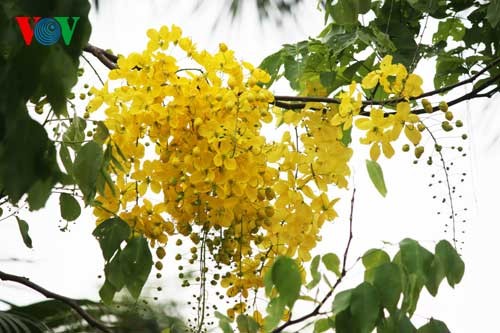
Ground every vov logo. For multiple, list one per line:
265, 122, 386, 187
15, 17, 80, 46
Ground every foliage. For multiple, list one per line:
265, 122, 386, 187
1, 0, 498, 332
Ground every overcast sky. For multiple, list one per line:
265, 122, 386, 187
1, 1, 499, 332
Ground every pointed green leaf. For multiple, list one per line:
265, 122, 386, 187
424, 257, 446, 297
487, 0, 500, 28
215, 311, 233, 333
59, 193, 81, 221
378, 310, 417, 333
92, 217, 130, 261
398, 238, 434, 279
63, 116, 86, 151
314, 317, 335, 333
322, 253, 341, 276
258, 49, 283, 87
99, 279, 116, 305
271, 256, 301, 308
73, 141, 103, 204
120, 236, 153, 299
16, 217, 32, 249
350, 282, 380, 333
105, 252, 125, 290
435, 240, 464, 287
366, 159, 387, 197
59, 143, 73, 175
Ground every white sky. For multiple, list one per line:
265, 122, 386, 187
1, 1, 499, 332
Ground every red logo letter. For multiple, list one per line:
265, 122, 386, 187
15, 16, 41, 45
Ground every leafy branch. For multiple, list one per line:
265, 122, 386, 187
272, 188, 356, 333
0, 270, 112, 333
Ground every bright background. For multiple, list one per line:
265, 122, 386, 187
1, 1, 499, 332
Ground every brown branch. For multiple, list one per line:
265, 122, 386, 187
273, 188, 356, 333
0, 270, 112, 333
273, 56, 500, 109
83, 44, 118, 70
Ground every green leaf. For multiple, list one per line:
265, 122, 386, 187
16, 217, 32, 248
435, 240, 464, 287
92, 217, 131, 261
93, 121, 109, 144
215, 311, 233, 333
401, 273, 424, 316
424, 257, 446, 297
398, 238, 434, 279
370, 263, 402, 313
258, 49, 283, 87
362, 248, 390, 270
307, 255, 321, 289
322, 253, 341, 276
417, 318, 451, 333
340, 127, 352, 147
366, 159, 387, 197
264, 297, 286, 331
487, 0, 500, 28
59, 193, 81, 221
105, 252, 125, 290
236, 314, 259, 333
63, 116, 86, 151
73, 141, 103, 204
120, 236, 153, 299
335, 309, 356, 332
331, 289, 352, 316
434, 55, 467, 89
59, 143, 73, 175
350, 282, 380, 333
378, 310, 417, 333
314, 317, 335, 333
99, 279, 116, 305
271, 256, 302, 308
331, 0, 358, 25
432, 18, 466, 43
264, 268, 273, 296
26, 178, 54, 211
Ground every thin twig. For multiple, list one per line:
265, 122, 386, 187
0, 270, 112, 333
272, 188, 356, 333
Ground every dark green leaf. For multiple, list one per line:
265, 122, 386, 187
371, 263, 402, 313
398, 238, 434, 278
401, 274, 424, 316
335, 309, 356, 332
105, 252, 125, 290
16, 217, 32, 248
331, 0, 358, 25
350, 282, 380, 333
92, 217, 130, 261
120, 236, 153, 299
340, 127, 352, 147
271, 256, 301, 308
93, 121, 109, 144
487, 0, 500, 28
424, 257, 446, 296
236, 314, 259, 333
73, 141, 103, 204
322, 253, 341, 276
259, 49, 283, 87
417, 318, 451, 333
27, 178, 53, 211
435, 240, 464, 287
331, 289, 352, 316
59, 193, 81, 221
366, 159, 387, 197
432, 18, 466, 43
378, 310, 417, 333
99, 279, 116, 305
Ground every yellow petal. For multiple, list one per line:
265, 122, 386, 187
370, 143, 381, 161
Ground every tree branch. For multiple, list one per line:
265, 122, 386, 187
273, 188, 356, 333
0, 270, 112, 333
83, 44, 118, 70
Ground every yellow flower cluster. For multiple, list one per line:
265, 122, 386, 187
356, 56, 424, 160
86, 26, 425, 311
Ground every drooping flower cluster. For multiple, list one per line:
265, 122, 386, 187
86, 25, 425, 314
